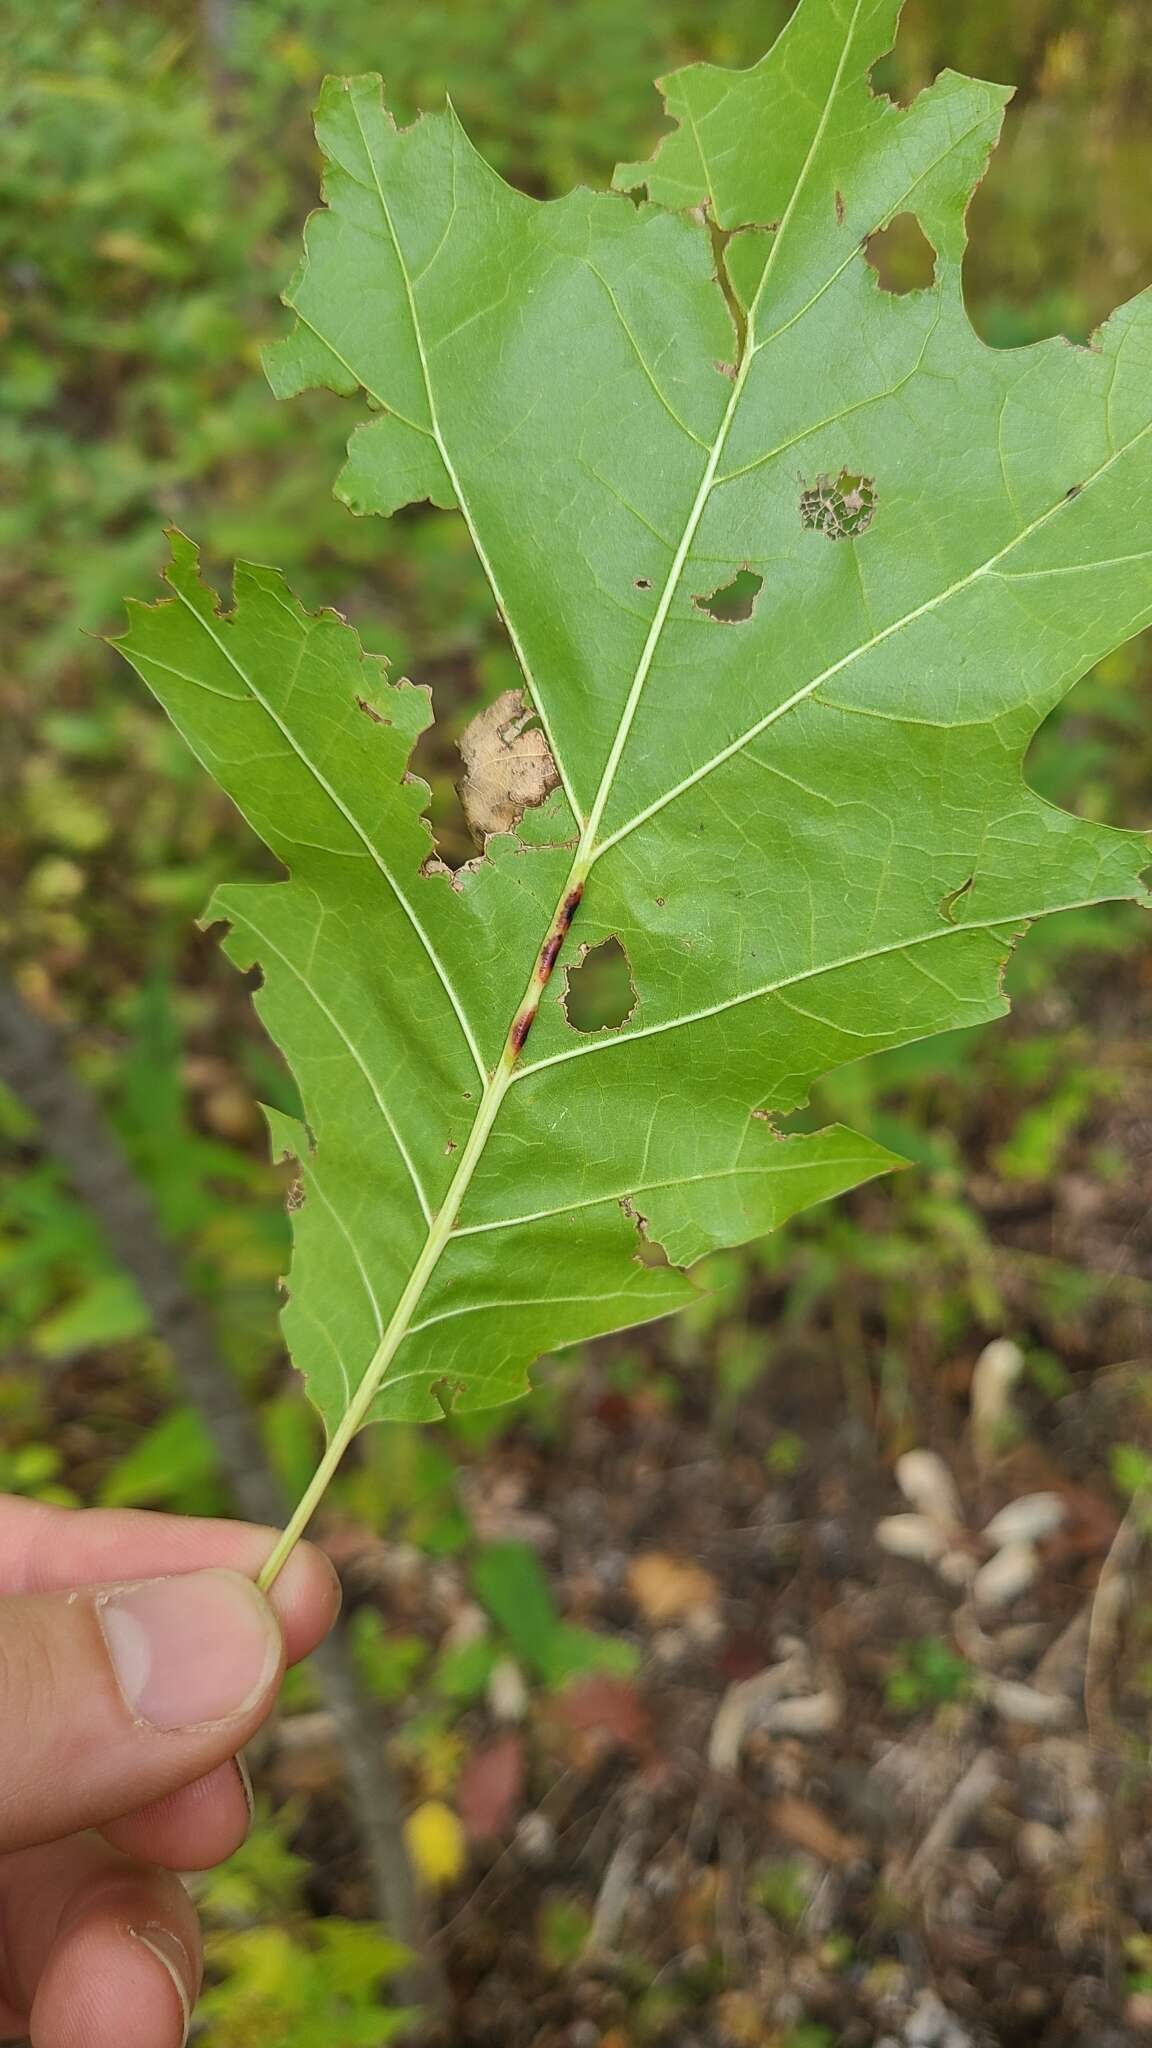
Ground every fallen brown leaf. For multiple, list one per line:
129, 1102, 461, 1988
627, 1551, 720, 1625
457, 1732, 525, 1842
553, 1675, 652, 1756
766, 1793, 862, 1866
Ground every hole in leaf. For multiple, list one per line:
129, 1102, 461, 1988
799, 470, 877, 542
865, 213, 936, 294
693, 567, 763, 623
633, 1234, 673, 1270
430, 1376, 466, 1419
563, 936, 636, 1034
620, 1196, 673, 1269
635, 576, 652, 590
408, 683, 477, 871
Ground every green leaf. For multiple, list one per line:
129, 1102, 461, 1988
433, 1635, 501, 1703
348, 1610, 429, 1703
115, 0, 1151, 1565
472, 1539, 636, 1687
472, 1543, 559, 1675
32, 1272, 149, 1358
199, 1923, 415, 2048
98, 1406, 222, 1512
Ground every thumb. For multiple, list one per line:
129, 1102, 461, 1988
0, 1569, 284, 1852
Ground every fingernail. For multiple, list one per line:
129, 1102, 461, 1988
99, 1570, 281, 1731
130, 1924, 192, 2046
234, 1750, 255, 1823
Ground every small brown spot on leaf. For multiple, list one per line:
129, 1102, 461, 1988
714, 358, 738, 380
286, 1177, 305, 1212
509, 1007, 536, 1056
355, 694, 389, 725
635, 576, 652, 590
421, 850, 474, 895
693, 566, 763, 623
835, 188, 845, 225
456, 687, 560, 847
444, 1139, 457, 1155
799, 469, 877, 541
559, 885, 584, 931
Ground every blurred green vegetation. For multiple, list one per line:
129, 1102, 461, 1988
2, 0, 1151, 2038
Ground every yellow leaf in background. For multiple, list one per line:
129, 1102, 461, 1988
404, 1800, 466, 1891
94, 232, 171, 274
273, 32, 323, 84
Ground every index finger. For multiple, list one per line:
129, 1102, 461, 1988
0, 1497, 340, 1662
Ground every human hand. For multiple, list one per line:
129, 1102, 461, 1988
0, 1495, 340, 2047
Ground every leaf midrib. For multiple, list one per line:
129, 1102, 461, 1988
257, 7, 875, 1585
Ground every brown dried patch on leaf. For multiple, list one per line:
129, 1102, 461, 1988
456, 687, 560, 846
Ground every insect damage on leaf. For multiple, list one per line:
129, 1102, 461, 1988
563, 935, 638, 1034
693, 567, 764, 623
799, 470, 877, 541
456, 688, 561, 847
116, 0, 1152, 1585
537, 886, 585, 987
939, 875, 976, 925
865, 213, 937, 294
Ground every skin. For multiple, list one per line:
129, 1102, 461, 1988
0, 1496, 340, 2047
